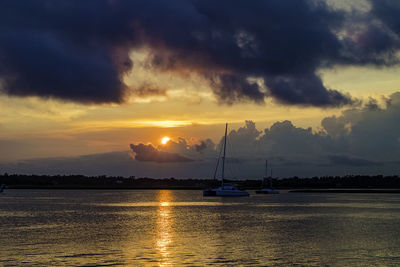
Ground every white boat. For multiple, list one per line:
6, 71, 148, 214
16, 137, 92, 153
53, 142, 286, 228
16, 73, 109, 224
203, 124, 249, 197
255, 160, 279, 194
204, 183, 249, 196
215, 183, 249, 196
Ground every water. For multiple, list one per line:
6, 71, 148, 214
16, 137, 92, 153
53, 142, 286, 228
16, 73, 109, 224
1, 190, 400, 266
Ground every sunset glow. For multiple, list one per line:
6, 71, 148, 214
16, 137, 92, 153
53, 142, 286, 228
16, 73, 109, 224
1, 0, 400, 178
3, 1, 400, 266
161, 137, 170, 145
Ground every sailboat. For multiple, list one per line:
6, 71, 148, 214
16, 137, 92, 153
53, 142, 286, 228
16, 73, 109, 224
255, 160, 279, 194
203, 123, 250, 197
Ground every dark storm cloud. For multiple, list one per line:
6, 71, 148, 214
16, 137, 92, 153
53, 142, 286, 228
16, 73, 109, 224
370, 1, 400, 33
265, 74, 357, 107
0, 0, 400, 105
130, 143, 194, 163
0, 1, 134, 104
210, 74, 264, 105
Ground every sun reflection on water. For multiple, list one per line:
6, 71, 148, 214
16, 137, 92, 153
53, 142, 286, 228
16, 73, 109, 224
159, 202, 170, 207
156, 190, 174, 266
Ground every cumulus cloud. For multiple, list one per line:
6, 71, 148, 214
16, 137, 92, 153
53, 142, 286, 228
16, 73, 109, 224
130, 143, 194, 163
1, 0, 400, 105
130, 137, 217, 164
123, 95, 400, 177
3, 92, 400, 178
321, 116, 350, 137
194, 141, 207, 153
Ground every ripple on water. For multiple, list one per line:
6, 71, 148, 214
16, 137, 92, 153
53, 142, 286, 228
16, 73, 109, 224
0, 190, 399, 266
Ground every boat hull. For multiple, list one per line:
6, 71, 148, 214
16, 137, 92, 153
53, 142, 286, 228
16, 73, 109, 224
203, 187, 249, 197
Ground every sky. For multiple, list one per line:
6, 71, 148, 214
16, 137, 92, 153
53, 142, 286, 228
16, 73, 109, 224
1, 0, 400, 178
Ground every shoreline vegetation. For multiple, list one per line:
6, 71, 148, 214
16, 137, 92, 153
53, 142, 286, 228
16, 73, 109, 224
1, 174, 400, 192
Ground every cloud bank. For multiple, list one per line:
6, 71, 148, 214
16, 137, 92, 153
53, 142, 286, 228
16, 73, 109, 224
1, 0, 400, 105
130, 137, 216, 163
130, 143, 194, 163
128, 92, 400, 177
2, 92, 400, 178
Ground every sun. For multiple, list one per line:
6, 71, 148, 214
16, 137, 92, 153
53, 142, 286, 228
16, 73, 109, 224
161, 137, 170, 145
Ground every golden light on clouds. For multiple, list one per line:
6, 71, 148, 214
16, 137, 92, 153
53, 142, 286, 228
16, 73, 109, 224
161, 137, 170, 145
66, 120, 194, 132
143, 120, 193, 128
124, 48, 215, 105
2, 49, 400, 162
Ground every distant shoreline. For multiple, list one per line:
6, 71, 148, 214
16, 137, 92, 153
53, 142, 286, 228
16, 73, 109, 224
2, 174, 400, 192
3, 186, 400, 193
289, 189, 400, 193
4, 185, 204, 190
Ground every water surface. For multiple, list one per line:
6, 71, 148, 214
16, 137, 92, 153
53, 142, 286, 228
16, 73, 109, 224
1, 190, 400, 266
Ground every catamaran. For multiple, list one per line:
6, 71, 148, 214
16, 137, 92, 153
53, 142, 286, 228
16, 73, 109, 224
203, 123, 249, 197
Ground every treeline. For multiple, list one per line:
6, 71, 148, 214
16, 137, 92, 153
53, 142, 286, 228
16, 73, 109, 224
271, 175, 400, 189
1, 173, 400, 189
0, 173, 219, 189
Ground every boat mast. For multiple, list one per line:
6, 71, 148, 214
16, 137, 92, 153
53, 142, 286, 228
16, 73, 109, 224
213, 145, 223, 181
265, 160, 268, 188
221, 123, 228, 187
270, 168, 273, 188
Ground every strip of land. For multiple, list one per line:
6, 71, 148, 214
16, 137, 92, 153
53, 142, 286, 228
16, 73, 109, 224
289, 189, 400, 193
1, 174, 400, 191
